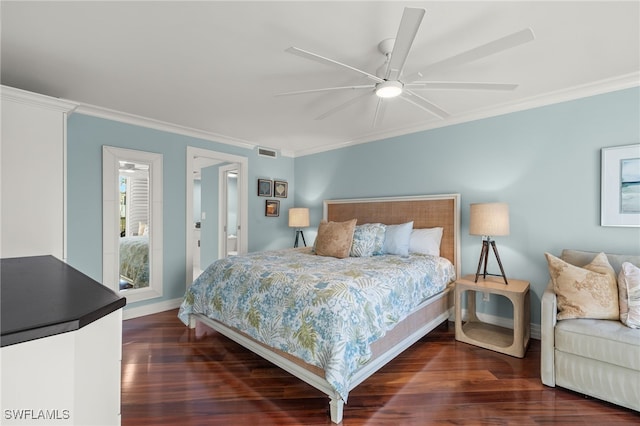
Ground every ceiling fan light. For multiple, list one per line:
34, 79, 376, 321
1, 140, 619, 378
375, 81, 403, 98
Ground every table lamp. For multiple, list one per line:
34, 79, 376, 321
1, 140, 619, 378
469, 202, 510, 284
289, 208, 309, 248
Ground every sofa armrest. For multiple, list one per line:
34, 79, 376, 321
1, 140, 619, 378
540, 280, 557, 386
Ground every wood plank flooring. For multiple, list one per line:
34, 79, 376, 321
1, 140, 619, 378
121, 309, 639, 425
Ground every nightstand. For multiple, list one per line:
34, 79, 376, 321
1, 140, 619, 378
454, 274, 530, 358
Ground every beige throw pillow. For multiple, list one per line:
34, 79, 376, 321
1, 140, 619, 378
618, 262, 640, 329
545, 252, 619, 320
315, 219, 357, 259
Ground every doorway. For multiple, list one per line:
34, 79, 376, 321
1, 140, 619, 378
219, 164, 239, 258
186, 147, 248, 286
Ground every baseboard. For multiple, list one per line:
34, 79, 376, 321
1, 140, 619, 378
458, 309, 541, 340
123, 297, 183, 320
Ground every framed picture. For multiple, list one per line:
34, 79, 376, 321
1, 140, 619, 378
257, 179, 272, 197
601, 144, 640, 227
274, 180, 288, 198
265, 199, 280, 217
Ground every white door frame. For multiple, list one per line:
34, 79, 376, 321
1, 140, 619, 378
186, 146, 248, 286
218, 163, 239, 258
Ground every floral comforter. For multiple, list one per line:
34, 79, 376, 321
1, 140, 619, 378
119, 235, 149, 288
178, 247, 455, 402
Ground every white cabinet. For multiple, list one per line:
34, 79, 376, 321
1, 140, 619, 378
1, 309, 123, 425
1, 86, 76, 259
1, 255, 125, 426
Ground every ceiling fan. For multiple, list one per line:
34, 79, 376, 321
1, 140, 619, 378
278, 7, 535, 126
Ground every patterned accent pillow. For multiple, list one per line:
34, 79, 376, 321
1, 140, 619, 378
619, 262, 640, 328
315, 219, 357, 259
350, 223, 386, 257
545, 252, 619, 320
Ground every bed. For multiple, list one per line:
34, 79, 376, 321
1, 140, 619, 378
178, 194, 460, 423
119, 235, 149, 289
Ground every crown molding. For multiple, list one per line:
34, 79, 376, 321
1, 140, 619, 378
1, 84, 291, 158
292, 72, 640, 158
5, 71, 637, 160
73, 102, 259, 152
1, 85, 78, 113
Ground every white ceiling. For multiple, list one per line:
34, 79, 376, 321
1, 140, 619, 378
2, 1, 639, 157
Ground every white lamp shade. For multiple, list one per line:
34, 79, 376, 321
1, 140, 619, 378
288, 208, 309, 228
469, 203, 510, 236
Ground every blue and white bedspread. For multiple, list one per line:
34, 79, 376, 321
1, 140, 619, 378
119, 235, 149, 287
178, 247, 455, 402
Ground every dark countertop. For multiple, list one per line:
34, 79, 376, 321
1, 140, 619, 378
1, 255, 126, 347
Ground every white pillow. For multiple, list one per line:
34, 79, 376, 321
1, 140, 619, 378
619, 262, 640, 329
409, 227, 443, 256
383, 221, 413, 256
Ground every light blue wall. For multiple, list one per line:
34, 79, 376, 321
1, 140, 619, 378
67, 114, 294, 310
66, 89, 639, 320
294, 88, 640, 326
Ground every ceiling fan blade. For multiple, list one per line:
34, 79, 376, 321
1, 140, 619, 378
315, 91, 374, 120
403, 28, 535, 83
276, 85, 375, 96
407, 81, 519, 91
286, 47, 384, 83
386, 8, 426, 81
372, 98, 388, 128
401, 90, 449, 119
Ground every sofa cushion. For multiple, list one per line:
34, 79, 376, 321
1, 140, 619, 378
561, 249, 640, 276
545, 252, 619, 320
619, 262, 640, 328
555, 318, 640, 371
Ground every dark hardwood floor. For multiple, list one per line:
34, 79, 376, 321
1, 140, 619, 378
121, 309, 639, 425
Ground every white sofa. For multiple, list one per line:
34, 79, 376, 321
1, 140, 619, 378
541, 249, 640, 412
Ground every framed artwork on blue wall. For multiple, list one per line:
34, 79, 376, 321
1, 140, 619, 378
258, 179, 272, 197
601, 144, 640, 227
274, 180, 288, 198
265, 199, 280, 217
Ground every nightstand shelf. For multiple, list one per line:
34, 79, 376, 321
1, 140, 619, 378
455, 274, 530, 358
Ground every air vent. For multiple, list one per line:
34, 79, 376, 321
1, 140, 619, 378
258, 147, 278, 159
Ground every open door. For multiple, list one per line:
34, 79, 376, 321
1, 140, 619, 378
219, 164, 239, 258
186, 147, 248, 286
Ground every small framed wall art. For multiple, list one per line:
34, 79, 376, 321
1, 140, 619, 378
601, 143, 640, 227
274, 180, 288, 198
257, 179, 272, 197
265, 199, 280, 217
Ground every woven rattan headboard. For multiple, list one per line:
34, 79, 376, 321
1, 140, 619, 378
324, 194, 461, 277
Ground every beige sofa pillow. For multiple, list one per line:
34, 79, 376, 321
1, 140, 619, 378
545, 252, 619, 320
315, 219, 357, 259
619, 262, 640, 328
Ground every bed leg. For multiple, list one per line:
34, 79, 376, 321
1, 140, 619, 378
329, 397, 344, 424
188, 315, 197, 329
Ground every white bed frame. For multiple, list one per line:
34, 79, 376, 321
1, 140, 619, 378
187, 194, 461, 423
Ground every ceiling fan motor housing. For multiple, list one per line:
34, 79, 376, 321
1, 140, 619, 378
378, 38, 395, 56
